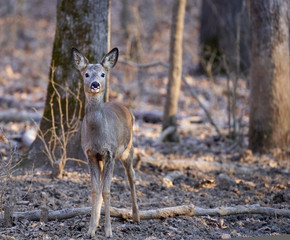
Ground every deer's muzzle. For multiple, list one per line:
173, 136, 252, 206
90, 81, 100, 93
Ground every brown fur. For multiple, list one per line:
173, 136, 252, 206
72, 47, 140, 237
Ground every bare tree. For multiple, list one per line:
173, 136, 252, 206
121, 0, 144, 94
162, 0, 187, 142
24, 0, 111, 170
248, 0, 290, 152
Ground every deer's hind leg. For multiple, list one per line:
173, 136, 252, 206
121, 146, 140, 222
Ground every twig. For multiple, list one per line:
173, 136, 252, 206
33, 119, 54, 166
66, 158, 87, 165
2, 204, 289, 222
0, 132, 20, 212
32, 64, 83, 177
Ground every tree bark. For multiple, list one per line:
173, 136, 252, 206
162, 0, 186, 142
248, 0, 290, 152
23, 0, 111, 167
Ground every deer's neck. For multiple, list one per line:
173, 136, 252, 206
85, 92, 105, 113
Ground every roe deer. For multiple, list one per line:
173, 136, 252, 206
71, 47, 140, 237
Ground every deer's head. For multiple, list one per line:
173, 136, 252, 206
72, 48, 118, 96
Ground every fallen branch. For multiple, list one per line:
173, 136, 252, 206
0, 95, 44, 110
1, 204, 289, 222
133, 110, 201, 126
0, 110, 42, 122
133, 110, 164, 123
141, 157, 260, 174
141, 157, 290, 175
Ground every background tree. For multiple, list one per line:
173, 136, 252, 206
248, 0, 290, 152
199, 0, 250, 75
120, 0, 144, 94
24, 0, 111, 171
162, 0, 186, 142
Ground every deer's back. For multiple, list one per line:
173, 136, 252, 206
81, 102, 134, 158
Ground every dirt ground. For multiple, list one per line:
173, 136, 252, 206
0, 1, 290, 239
0, 137, 289, 240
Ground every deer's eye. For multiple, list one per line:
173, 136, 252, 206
101, 73, 105, 77
85, 73, 89, 78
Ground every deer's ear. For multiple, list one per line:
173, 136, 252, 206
71, 48, 89, 71
101, 48, 119, 71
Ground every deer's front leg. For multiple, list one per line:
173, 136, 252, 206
122, 147, 140, 223
102, 158, 115, 238
88, 158, 103, 237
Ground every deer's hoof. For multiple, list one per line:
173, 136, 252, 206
88, 228, 96, 238
105, 229, 112, 238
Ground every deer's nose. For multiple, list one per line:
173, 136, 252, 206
90, 81, 100, 93
90, 81, 100, 90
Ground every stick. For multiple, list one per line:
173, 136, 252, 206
2, 204, 289, 222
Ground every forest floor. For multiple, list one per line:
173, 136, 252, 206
0, 112, 290, 240
0, 1, 290, 239
1, 72, 289, 240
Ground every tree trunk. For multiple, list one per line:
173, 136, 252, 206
162, 0, 186, 142
23, 0, 111, 168
121, 0, 144, 95
199, 0, 250, 74
248, 0, 290, 152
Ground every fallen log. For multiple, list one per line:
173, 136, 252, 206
0, 110, 42, 122
133, 110, 163, 123
1, 204, 289, 222
133, 110, 202, 128
141, 157, 257, 174
140, 157, 290, 175
0, 95, 44, 110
